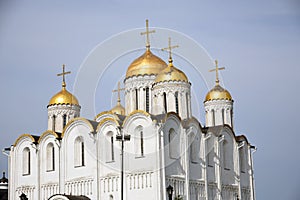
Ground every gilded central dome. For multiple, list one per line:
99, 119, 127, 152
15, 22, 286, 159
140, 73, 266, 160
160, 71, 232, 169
126, 49, 167, 78
155, 62, 188, 83
49, 86, 79, 106
205, 84, 232, 102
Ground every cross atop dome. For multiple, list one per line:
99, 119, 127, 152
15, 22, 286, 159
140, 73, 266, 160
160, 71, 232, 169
57, 64, 71, 88
162, 37, 179, 64
111, 81, 125, 115
209, 60, 225, 85
112, 81, 125, 104
140, 19, 155, 50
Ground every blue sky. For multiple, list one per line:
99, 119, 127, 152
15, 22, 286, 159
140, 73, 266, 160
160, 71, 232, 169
0, 0, 300, 199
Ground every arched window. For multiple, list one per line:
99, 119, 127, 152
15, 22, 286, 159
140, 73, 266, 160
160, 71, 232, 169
190, 133, 200, 163
212, 110, 215, 126
239, 146, 246, 173
222, 109, 225, 124
207, 146, 214, 167
169, 128, 178, 159
163, 92, 167, 113
186, 93, 189, 117
46, 143, 55, 171
52, 115, 56, 131
22, 147, 30, 175
223, 140, 233, 170
135, 89, 139, 110
74, 137, 85, 167
175, 92, 179, 114
106, 132, 114, 162
135, 126, 144, 157
63, 114, 67, 128
145, 87, 149, 112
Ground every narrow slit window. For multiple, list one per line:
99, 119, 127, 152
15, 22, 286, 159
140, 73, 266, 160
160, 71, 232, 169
135, 89, 139, 110
222, 109, 225, 124
22, 147, 30, 175
140, 130, 144, 156
63, 114, 67, 128
52, 115, 56, 131
111, 136, 114, 161
186, 93, 189, 117
175, 92, 179, 114
46, 143, 55, 171
145, 87, 149, 112
163, 92, 167, 113
74, 137, 85, 167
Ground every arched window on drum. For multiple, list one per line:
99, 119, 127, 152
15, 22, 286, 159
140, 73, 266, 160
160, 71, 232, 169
74, 136, 85, 167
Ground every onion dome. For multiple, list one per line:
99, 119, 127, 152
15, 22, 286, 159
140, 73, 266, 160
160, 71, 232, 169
48, 86, 79, 106
204, 60, 232, 102
126, 19, 167, 79
48, 65, 79, 106
110, 101, 125, 115
155, 37, 188, 83
126, 48, 167, 78
155, 60, 188, 83
205, 84, 232, 102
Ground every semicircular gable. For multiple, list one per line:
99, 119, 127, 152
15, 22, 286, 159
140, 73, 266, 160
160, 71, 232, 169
96, 117, 120, 133
165, 112, 182, 122
164, 112, 182, 128
37, 130, 60, 144
221, 125, 236, 141
94, 111, 120, 122
235, 135, 249, 144
13, 133, 38, 146
62, 117, 94, 138
183, 117, 202, 131
122, 110, 151, 127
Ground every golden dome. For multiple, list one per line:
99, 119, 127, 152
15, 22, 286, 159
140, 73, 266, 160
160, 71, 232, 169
49, 86, 79, 106
126, 49, 167, 78
155, 61, 188, 83
205, 84, 232, 102
110, 102, 125, 115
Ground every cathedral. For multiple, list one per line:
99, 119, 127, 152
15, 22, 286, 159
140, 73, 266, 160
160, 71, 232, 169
5, 21, 256, 200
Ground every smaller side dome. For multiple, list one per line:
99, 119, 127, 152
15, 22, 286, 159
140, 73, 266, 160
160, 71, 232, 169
49, 87, 79, 106
110, 102, 125, 115
205, 85, 232, 102
155, 62, 188, 83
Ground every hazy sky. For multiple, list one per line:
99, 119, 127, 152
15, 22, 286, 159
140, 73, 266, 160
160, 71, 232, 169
0, 0, 300, 199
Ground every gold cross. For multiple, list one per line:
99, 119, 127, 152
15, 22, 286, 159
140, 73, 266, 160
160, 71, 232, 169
57, 64, 71, 87
162, 37, 179, 62
112, 82, 125, 103
140, 19, 155, 49
209, 60, 225, 85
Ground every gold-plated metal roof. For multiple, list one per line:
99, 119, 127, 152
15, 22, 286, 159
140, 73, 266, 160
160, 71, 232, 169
155, 62, 188, 83
126, 49, 167, 78
49, 87, 79, 106
205, 85, 232, 101
205, 60, 232, 102
48, 64, 79, 106
110, 103, 125, 115
155, 37, 188, 83
126, 20, 167, 79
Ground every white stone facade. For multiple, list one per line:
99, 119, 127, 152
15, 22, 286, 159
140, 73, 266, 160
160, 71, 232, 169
6, 50, 255, 200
